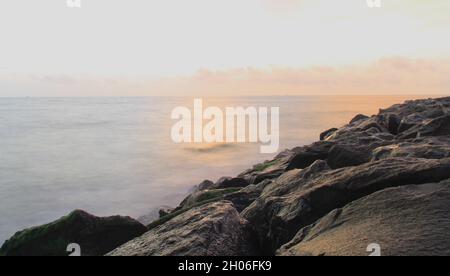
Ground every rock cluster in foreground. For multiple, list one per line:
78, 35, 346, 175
0, 210, 147, 256
108, 201, 259, 256
2, 97, 450, 256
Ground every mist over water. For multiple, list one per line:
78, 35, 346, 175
0, 95, 426, 243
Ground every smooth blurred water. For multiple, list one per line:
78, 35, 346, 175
0, 95, 425, 243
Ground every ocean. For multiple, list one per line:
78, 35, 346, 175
0, 95, 427, 243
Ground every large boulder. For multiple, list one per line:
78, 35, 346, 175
326, 144, 371, 169
0, 210, 147, 256
303, 121, 395, 170
399, 115, 450, 139
239, 158, 289, 185
285, 141, 334, 170
224, 179, 273, 212
380, 97, 450, 119
242, 157, 450, 253
372, 136, 450, 160
277, 180, 450, 256
107, 201, 259, 256
379, 97, 450, 138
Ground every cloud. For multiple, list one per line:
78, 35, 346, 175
155, 57, 450, 96
0, 57, 449, 96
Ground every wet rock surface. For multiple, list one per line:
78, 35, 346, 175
242, 157, 450, 252
107, 201, 259, 256
277, 180, 450, 256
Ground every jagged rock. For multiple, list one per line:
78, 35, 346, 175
380, 98, 450, 119
320, 119, 395, 167
194, 180, 215, 192
214, 177, 249, 189
355, 114, 394, 134
224, 179, 273, 212
0, 210, 147, 256
239, 158, 289, 185
399, 115, 450, 139
350, 114, 369, 124
277, 180, 450, 256
245, 169, 285, 185
326, 144, 371, 169
328, 128, 394, 147
372, 136, 450, 160
320, 128, 338, 141
297, 160, 331, 180
398, 113, 424, 133
380, 97, 450, 137
259, 161, 330, 201
285, 141, 334, 170
386, 114, 401, 135
275, 149, 296, 159
188, 180, 216, 194
242, 157, 450, 253
107, 201, 259, 256
178, 188, 241, 210
288, 128, 392, 171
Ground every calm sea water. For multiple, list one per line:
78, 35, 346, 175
0, 96, 426, 243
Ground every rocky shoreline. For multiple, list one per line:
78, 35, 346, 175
2, 96, 450, 256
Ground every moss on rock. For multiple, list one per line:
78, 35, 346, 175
0, 210, 147, 256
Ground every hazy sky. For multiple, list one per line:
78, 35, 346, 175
0, 0, 449, 96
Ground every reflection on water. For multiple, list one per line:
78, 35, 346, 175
0, 95, 431, 242
182, 143, 236, 153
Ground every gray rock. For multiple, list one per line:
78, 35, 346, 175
386, 113, 401, 135
287, 128, 392, 171
320, 128, 338, 141
277, 180, 450, 256
196, 180, 215, 191
0, 210, 147, 256
188, 180, 216, 194
178, 188, 241, 210
214, 177, 249, 189
380, 97, 450, 119
107, 201, 259, 256
380, 97, 450, 137
326, 144, 371, 169
398, 113, 424, 133
242, 157, 450, 253
349, 114, 369, 124
224, 179, 273, 212
285, 141, 334, 170
239, 158, 289, 185
400, 114, 450, 139
245, 169, 285, 185
372, 136, 450, 160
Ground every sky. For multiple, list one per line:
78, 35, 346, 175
0, 0, 449, 96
